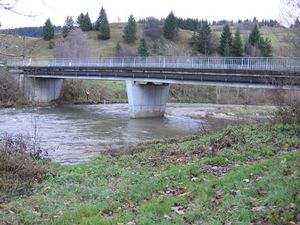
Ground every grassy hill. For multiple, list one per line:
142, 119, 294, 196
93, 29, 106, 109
1, 23, 292, 58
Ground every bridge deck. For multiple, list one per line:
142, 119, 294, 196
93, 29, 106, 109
6, 56, 300, 87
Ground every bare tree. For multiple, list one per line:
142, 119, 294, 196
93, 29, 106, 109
143, 17, 162, 40
280, 0, 300, 56
53, 28, 95, 58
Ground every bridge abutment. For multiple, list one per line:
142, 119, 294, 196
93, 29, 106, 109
24, 77, 64, 102
126, 81, 170, 118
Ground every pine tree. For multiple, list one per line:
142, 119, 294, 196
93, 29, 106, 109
248, 24, 261, 46
163, 11, 177, 40
259, 37, 272, 57
83, 13, 93, 32
196, 20, 211, 55
77, 13, 92, 32
42, 18, 54, 40
138, 38, 149, 56
62, 16, 74, 38
77, 13, 85, 28
123, 15, 137, 43
219, 24, 233, 56
96, 7, 110, 40
232, 29, 243, 56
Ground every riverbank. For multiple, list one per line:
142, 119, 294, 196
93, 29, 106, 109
1, 122, 299, 224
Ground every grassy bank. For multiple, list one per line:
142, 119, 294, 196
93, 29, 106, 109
1, 123, 299, 224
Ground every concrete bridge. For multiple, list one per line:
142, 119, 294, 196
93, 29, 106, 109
6, 56, 300, 118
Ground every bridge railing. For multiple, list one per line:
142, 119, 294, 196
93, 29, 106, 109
6, 56, 300, 72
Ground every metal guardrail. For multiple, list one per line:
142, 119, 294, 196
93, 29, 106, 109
6, 56, 300, 72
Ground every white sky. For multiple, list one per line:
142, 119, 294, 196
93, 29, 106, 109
0, 0, 283, 29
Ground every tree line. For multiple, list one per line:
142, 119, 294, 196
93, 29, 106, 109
39, 8, 275, 57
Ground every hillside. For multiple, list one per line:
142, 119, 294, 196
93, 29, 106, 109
1, 23, 293, 58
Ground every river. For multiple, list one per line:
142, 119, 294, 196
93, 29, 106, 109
0, 103, 271, 163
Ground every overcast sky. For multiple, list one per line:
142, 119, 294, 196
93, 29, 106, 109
0, 0, 283, 29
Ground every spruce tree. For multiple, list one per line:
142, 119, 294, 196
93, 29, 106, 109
138, 38, 149, 56
259, 37, 272, 57
232, 29, 243, 56
77, 13, 85, 28
77, 13, 92, 32
248, 24, 261, 46
42, 18, 54, 40
219, 24, 232, 56
96, 7, 110, 40
163, 11, 177, 40
123, 15, 137, 43
62, 16, 74, 38
83, 13, 93, 32
196, 20, 211, 55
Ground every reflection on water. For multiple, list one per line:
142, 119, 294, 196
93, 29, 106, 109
0, 103, 261, 163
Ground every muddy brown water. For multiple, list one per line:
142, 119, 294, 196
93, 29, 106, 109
0, 103, 271, 164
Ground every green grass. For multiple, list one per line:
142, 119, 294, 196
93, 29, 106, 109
1, 123, 299, 224
216, 106, 276, 116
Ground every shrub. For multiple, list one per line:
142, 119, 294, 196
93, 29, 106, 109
274, 103, 300, 124
48, 40, 55, 49
0, 68, 24, 106
0, 133, 50, 196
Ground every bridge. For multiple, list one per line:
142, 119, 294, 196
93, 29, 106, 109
6, 56, 300, 118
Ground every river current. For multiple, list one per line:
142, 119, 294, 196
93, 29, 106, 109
0, 103, 269, 163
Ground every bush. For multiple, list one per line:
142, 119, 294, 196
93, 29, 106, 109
59, 79, 85, 102
48, 40, 55, 49
0, 68, 24, 106
274, 103, 300, 124
0, 133, 50, 196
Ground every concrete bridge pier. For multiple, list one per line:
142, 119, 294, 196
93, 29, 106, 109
24, 77, 64, 102
126, 81, 170, 118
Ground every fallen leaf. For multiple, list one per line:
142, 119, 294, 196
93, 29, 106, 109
213, 190, 224, 205
164, 214, 174, 219
182, 193, 194, 201
256, 190, 267, 197
249, 198, 259, 207
283, 168, 293, 176
223, 220, 232, 225
122, 200, 139, 211
127, 222, 136, 225
189, 173, 198, 182
288, 221, 297, 225
33, 207, 43, 217
58, 210, 63, 216
171, 205, 185, 215
176, 157, 187, 163
230, 190, 241, 197
101, 209, 113, 218
64, 200, 72, 207
79, 196, 85, 202
8, 209, 15, 215
191, 177, 198, 182
252, 206, 266, 211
